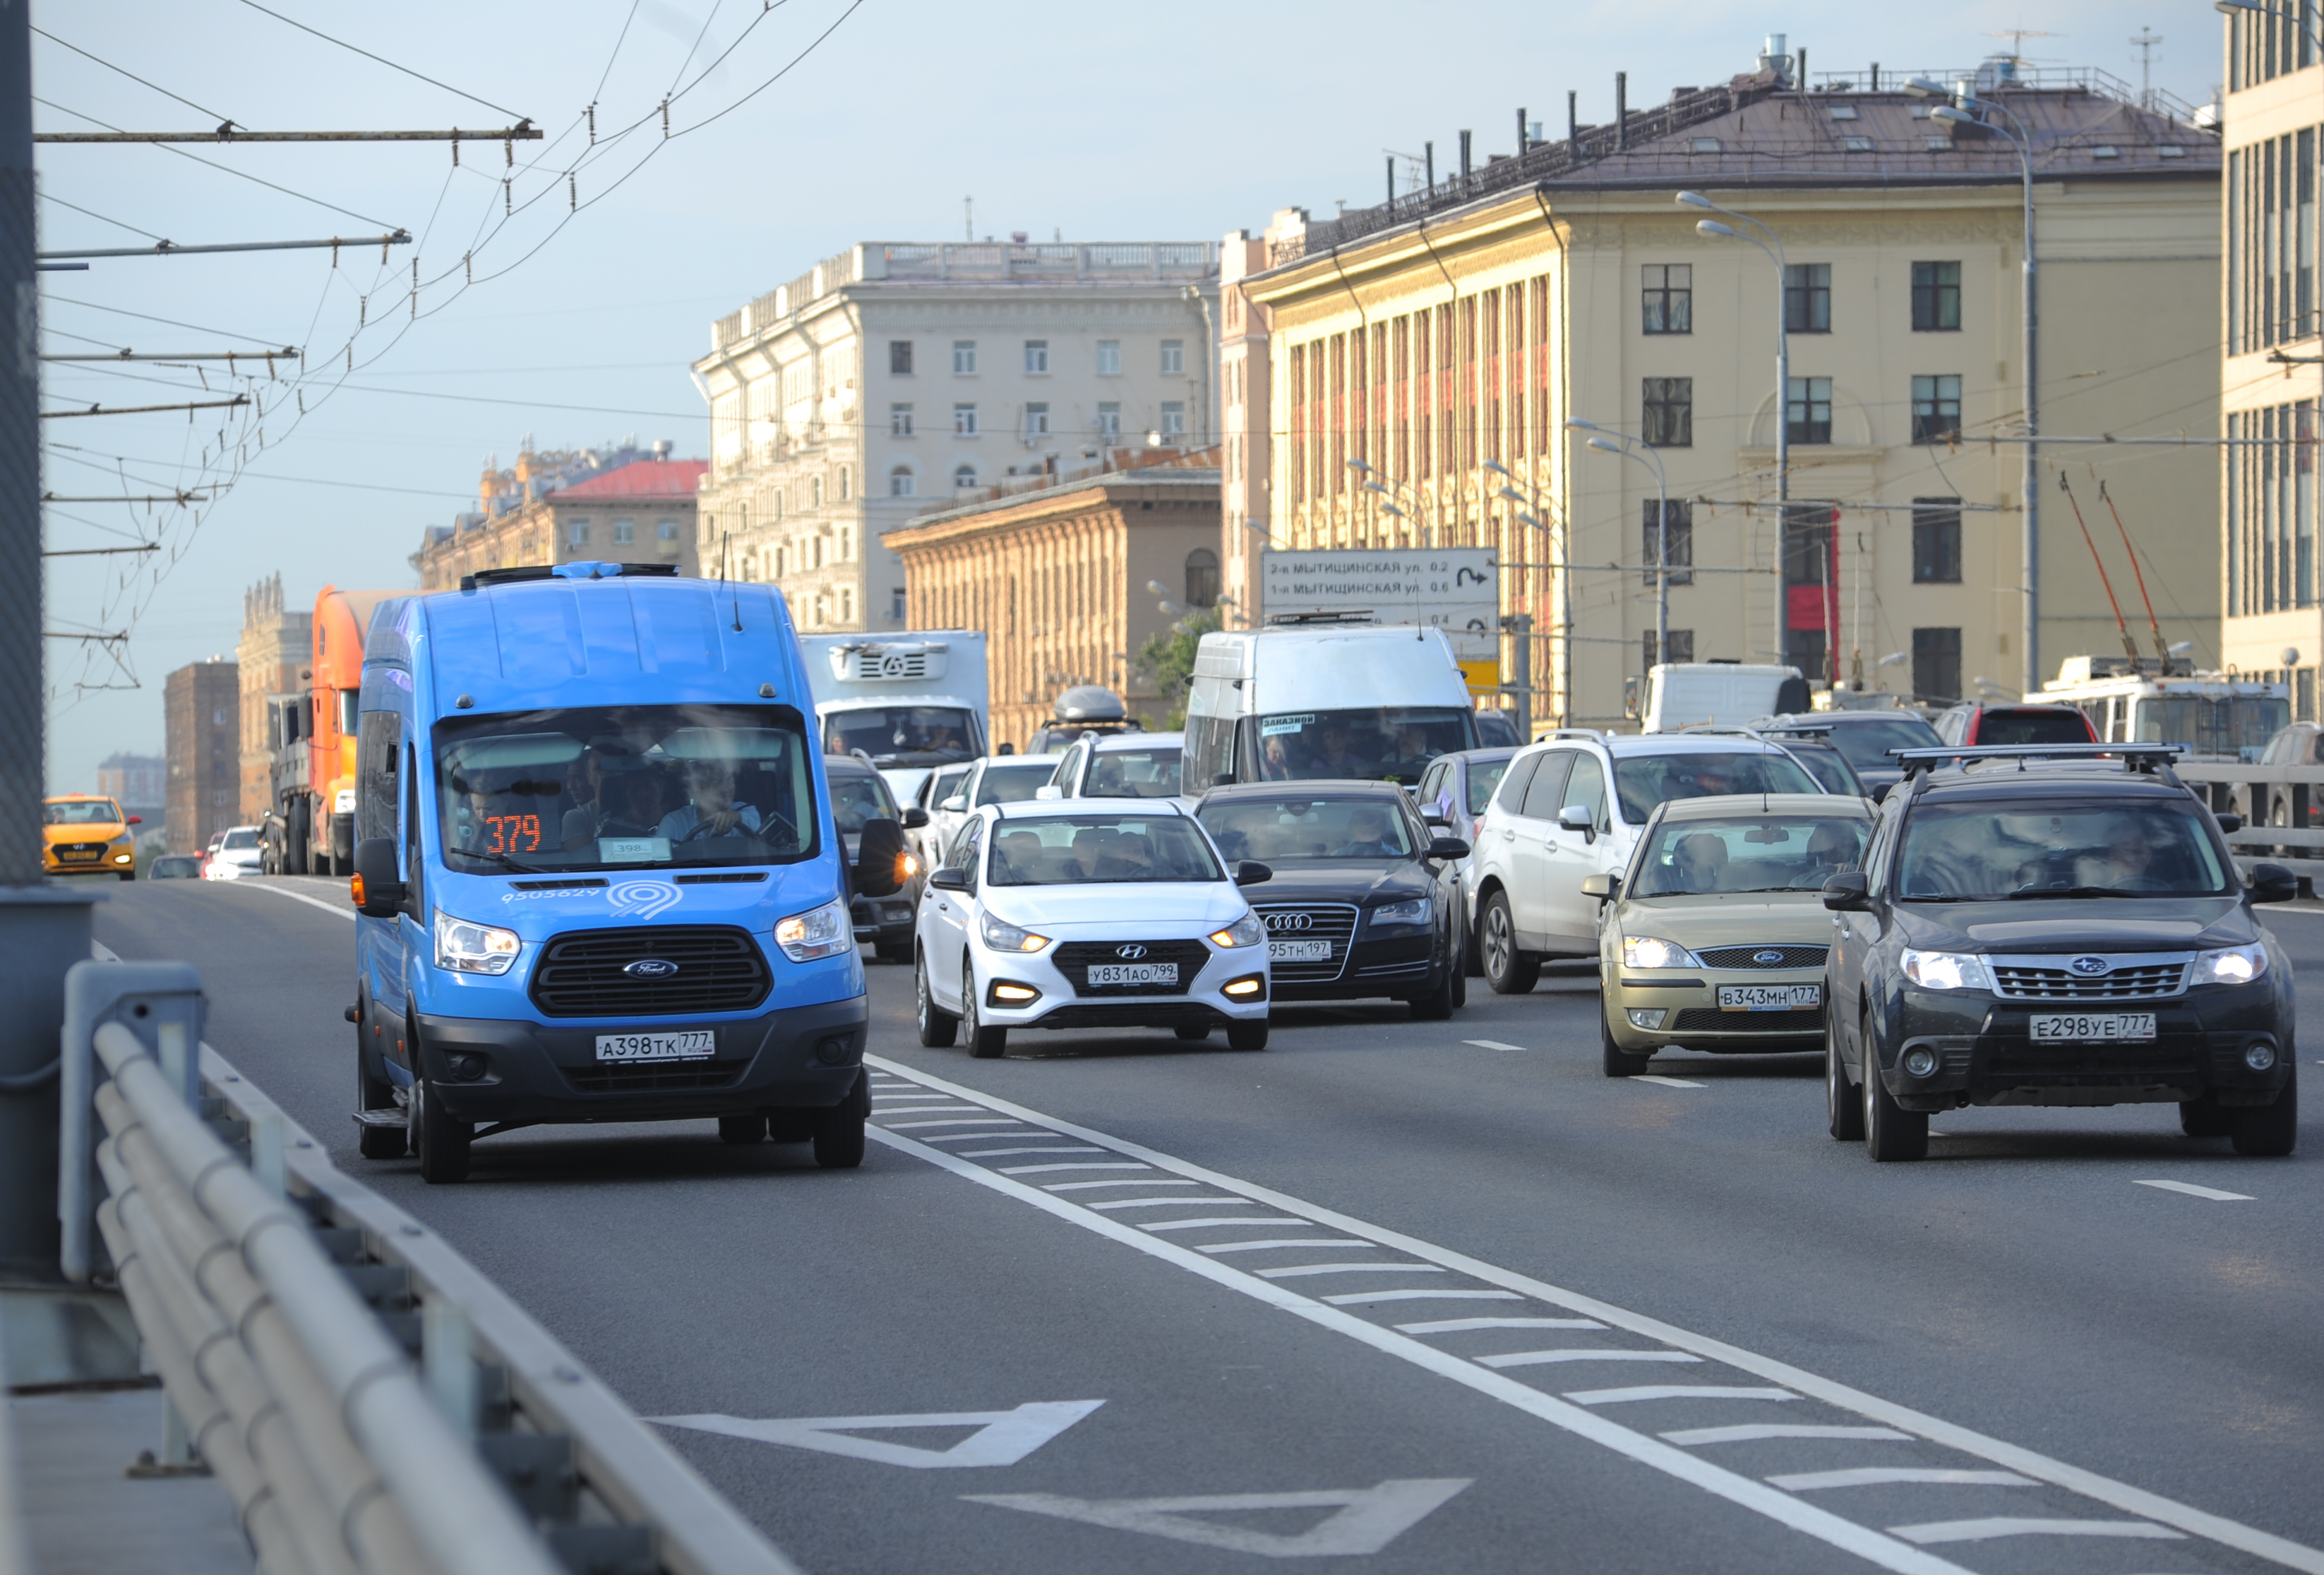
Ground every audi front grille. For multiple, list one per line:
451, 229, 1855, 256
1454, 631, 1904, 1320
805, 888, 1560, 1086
1254, 903, 1359, 983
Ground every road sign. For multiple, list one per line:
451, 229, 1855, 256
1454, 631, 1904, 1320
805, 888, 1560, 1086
1259, 550, 1499, 661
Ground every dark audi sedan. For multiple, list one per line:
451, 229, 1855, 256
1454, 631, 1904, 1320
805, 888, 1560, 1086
1197, 782, 1470, 1019
1822, 744, 2298, 1161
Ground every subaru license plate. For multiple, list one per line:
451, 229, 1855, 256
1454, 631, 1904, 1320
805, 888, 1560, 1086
1717, 983, 1821, 1012
1087, 963, 1178, 987
1269, 939, 1332, 963
2029, 1012, 2156, 1043
594, 1030, 715, 1062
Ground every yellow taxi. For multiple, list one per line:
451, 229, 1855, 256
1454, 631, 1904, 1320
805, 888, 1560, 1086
43, 795, 140, 880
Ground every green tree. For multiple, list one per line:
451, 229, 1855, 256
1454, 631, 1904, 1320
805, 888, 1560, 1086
1134, 609, 1221, 728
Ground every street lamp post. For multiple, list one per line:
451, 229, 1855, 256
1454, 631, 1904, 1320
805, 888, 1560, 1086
1568, 421, 1671, 680
1485, 458, 1548, 735
1677, 191, 1789, 667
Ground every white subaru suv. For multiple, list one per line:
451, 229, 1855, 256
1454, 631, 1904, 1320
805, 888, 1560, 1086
1470, 732, 1823, 993
913, 798, 1275, 1055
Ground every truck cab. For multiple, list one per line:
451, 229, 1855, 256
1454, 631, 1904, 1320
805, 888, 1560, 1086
347, 563, 902, 1182
798, 631, 990, 776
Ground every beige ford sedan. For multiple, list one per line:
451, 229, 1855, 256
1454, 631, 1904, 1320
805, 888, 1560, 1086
1584, 794, 1874, 1077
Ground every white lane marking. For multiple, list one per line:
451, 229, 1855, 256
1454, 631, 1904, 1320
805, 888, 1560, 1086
1043, 1180, 1199, 1193
1926, 1130, 1950, 1137
1255, 1263, 1446, 1280
1136, 1216, 1308, 1232
866, 1055, 2324, 1575
1568, 1387, 1798, 1406
1464, 1039, 1527, 1053
1668, 1426, 1914, 1447
959, 1147, 1104, 1158
1000, 1163, 1150, 1175
1089, 1197, 1260, 1212
920, 1132, 1041, 1145
882, 1119, 1029, 1131
965, 1478, 1472, 1558
1634, 1074, 1708, 1089
1323, 1290, 1521, 1307
1889, 1518, 2185, 1546
655, 1400, 1103, 1469
1773, 1469, 2039, 1492
235, 882, 356, 921
2133, 1179, 2256, 1202
1395, 1318, 1608, 1336
1480, 1351, 1703, 1369
1200, 1239, 1375, 1255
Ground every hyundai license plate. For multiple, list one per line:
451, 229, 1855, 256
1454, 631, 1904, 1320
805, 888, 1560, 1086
594, 1030, 715, 1062
2029, 1012, 2156, 1043
58, 849, 99, 862
1718, 984, 1821, 1012
1087, 963, 1178, 987
1269, 939, 1332, 963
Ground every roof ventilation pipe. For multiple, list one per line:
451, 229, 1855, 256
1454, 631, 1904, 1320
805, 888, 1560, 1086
1758, 33, 1791, 85
1615, 72, 1627, 149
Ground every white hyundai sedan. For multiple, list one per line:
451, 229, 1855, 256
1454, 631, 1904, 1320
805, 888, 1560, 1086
913, 798, 1275, 1056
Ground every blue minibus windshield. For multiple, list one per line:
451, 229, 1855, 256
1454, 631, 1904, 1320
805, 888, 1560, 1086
435, 703, 819, 873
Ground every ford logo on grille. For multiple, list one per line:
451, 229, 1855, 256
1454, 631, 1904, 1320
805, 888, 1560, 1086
2069, 956, 2110, 977
1752, 949, 1785, 965
1115, 944, 1148, 960
1265, 912, 1315, 931
623, 958, 680, 979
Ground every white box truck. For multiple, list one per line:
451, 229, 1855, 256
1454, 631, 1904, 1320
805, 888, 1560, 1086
1641, 663, 1809, 733
799, 632, 991, 770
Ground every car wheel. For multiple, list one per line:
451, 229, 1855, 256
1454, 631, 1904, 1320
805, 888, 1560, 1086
719, 1113, 767, 1145
810, 1073, 869, 1169
410, 1077, 472, 1184
1861, 1011, 1927, 1161
1600, 997, 1652, 1077
915, 950, 958, 1048
1826, 1013, 1865, 1141
2230, 1064, 2298, 1157
1408, 953, 1459, 1020
1479, 891, 1539, 995
116, 869, 134, 882
1448, 949, 1468, 1009
963, 957, 1007, 1059
2179, 1092, 2236, 1139
1227, 1020, 1269, 1051
1174, 1024, 1212, 1041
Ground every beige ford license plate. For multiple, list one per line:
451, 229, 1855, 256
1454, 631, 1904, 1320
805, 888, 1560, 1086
1718, 983, 1821, 1012
594, 1030, 715, 1062
2029, 1012, 2156, 1043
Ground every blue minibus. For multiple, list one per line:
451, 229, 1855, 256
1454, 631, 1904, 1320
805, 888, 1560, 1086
346, 562, 904, 1182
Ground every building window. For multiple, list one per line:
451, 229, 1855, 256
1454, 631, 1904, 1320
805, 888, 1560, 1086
1097, 339, 1121, 375
953, 463, 979, 490
812, 476, 824, 507
890, 340, 914, 375
567, 520, 590, 546
892, 588, 907, 621
1024, 340, 1049, 374
1097, 402, 1121, 441
1643, 628, 1695, 667
1641, 378, 1692, 447
1841, 135, 1873, 152
953, 340, 977, 375
1912, 498, 1962, 583
1911, 375, 1962, 444
1785, 376, 1833, 444
954, 403, 978, 436
1157, 402, 1184, 438
1913, 627, 1963, 706
1185, 547, 1219, 607
1161, 339, 1185, 375
658, 520, 679, 540
612, 518, 635, 545
1641, 264, 1691, 334
1642, 499, 1694, 585
889, 465, 916, 498
839, 525, 852, 560
1911, 261, 1961, 331
890, 403, 914, 436
1784, 262, 1831, 333
813, 537, 825, 569
838, 466, 851, 501
841, 587, 854, 623
1025, 402, 1050, 439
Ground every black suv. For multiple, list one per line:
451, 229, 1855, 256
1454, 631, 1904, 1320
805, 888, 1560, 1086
1821, 744, 2298, 1160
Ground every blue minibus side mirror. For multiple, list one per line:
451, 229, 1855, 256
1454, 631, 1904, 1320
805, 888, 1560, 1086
352, 838, 406, 917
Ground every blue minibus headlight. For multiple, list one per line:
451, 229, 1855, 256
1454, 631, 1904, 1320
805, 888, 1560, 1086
776, 897, 853, 962
434, 910, 521, 975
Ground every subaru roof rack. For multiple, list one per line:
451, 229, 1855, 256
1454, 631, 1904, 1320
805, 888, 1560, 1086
1892, 742, 2184, 786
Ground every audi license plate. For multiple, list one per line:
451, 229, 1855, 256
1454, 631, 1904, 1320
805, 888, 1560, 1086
594, 1030, 715, 1062
1087, 963, 1179, 987
1269, 939, 1332, 963
2029, 1012, 2156, 1043
1718, 984, 1821, 1012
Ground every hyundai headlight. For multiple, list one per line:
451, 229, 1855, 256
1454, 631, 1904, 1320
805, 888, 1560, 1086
2197, 942, 2269, 985
1621, 935, 1703, 970
433, 910, 521, 975
1901, 949, 1992, 991
1209, 911, 1266, 948
978, 911, 1051, 953
1370, 897, 1433, 928
776, 898, 854, 962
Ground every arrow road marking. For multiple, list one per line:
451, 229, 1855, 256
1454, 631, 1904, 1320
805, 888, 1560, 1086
2133, 1179, 2256, 1202
653, 1400, 1103, 1469
1634, 1074, 1708, 1089
1463, 1039, 1527, 1052
964, 1478, 1472, 1558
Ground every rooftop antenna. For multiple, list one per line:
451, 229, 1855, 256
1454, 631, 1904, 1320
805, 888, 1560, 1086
2129, 28, 2163, 110
1986, 27, 2062, 64
721, 529, 741, 632
964, 196, 973, 242
2096, 478, 2169, 663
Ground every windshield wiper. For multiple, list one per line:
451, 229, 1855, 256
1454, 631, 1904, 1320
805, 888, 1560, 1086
446, 849, 535, 875
2006, 884, 2143, 900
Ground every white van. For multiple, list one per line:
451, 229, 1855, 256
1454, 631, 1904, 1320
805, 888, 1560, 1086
1642, 663, 1808, 733
1183, 622, 1479, 791
799, 631, 990, 766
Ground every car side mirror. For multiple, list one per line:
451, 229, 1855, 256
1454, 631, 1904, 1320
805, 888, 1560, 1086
1581, 872, 1620, 900
1426, 837, 1470, 861
2214, 812, 2245, 834
2247, 861, 2299, 904
901, 806, 931, 829
1213, 772, 1236, 788
352, 837, 406, 917
1034, 784, 1064, 800
1820, 870, 1870, 911
1234, 860, 1273, 887
126, 815, 143, 825
940, 795, 967, 813
1422, 806, 1450, 827
1557, 804, 1596, 842
997, 743, 1015, 756
929, 867, 970, 892
854, 817, 907, 898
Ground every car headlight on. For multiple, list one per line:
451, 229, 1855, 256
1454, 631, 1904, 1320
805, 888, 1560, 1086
1370, 897, 1434, 928
433, 910, 521, 975
978, 911, 1052, 953
1901, 949, 1993, 991
2196, 942, 2269, 984
775, 898, 853, 962
1209, 911, 1266, 948
1621, 935, 1703, 970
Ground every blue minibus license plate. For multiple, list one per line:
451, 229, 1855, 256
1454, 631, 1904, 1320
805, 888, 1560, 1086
595, 1031, 715, 1062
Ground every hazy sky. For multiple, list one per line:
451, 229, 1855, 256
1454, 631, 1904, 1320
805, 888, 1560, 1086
35, 0, 2224, 798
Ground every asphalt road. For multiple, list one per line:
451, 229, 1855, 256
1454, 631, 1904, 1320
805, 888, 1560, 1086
93, 875, 2324, 1575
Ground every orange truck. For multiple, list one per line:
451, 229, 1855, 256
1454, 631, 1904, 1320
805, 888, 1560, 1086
266, 586, 400, 875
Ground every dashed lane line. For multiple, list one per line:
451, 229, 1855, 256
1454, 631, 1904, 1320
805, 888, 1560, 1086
1634, 1074, 1709, 1089
1668, 1426, 1913, 1447
1477, 1350, 1702, 1369
1136, 1216, 1308, 1232
959, 1147, 1105, 1158
1463, 1040, 1527, 1052
1393, 1318, 1608, 1336
1772, 1470, 2037, 1492
865, 1055, 2324, 1575
1888, 1517, 2184, 1546
2133, 1179, 2256, 1202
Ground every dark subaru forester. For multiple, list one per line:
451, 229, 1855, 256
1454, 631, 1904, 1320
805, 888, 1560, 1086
1820, 744, 2298, 1161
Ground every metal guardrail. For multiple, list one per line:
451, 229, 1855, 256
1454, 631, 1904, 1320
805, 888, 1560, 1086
59, 960, 800, 1575
2173, 763, 2324, 882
